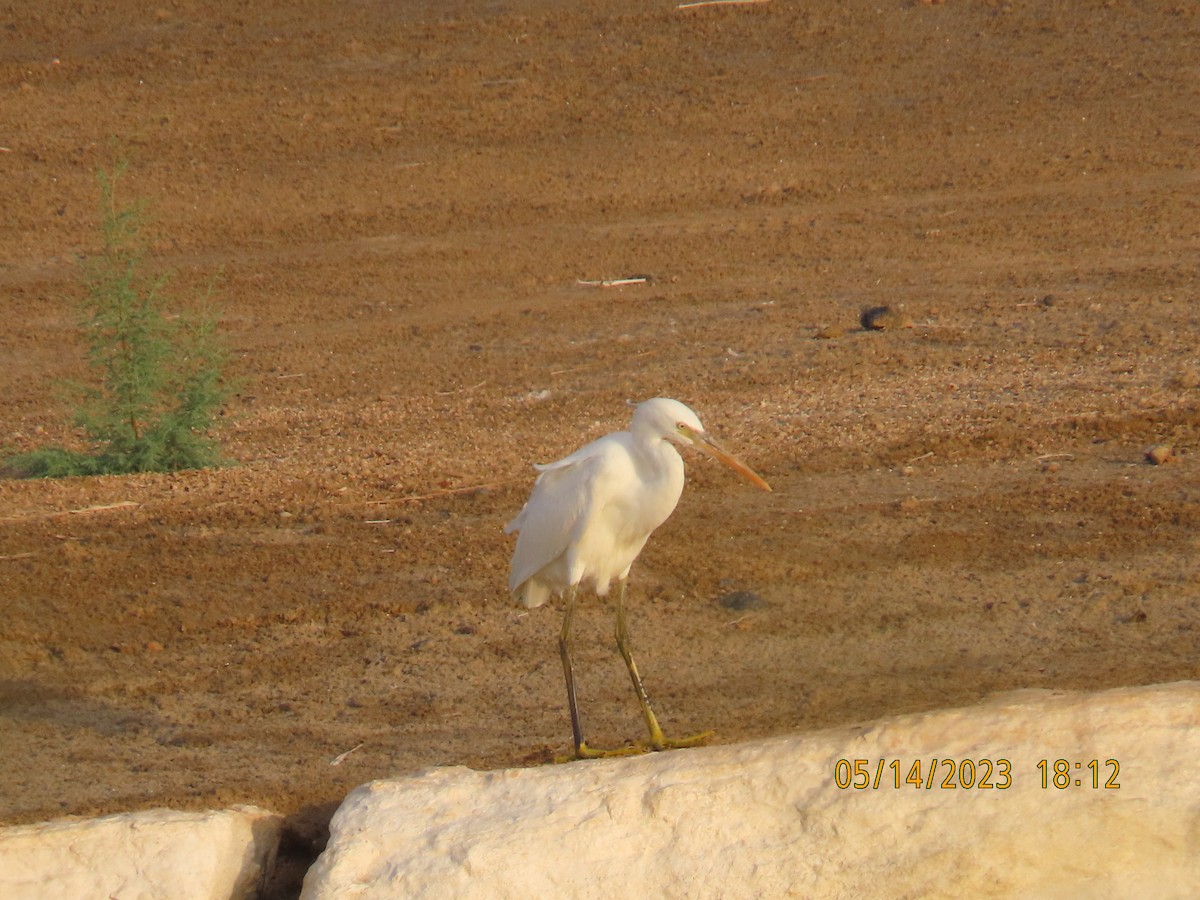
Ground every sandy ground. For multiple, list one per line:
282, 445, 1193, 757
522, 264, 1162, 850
2, 0, 1199, 892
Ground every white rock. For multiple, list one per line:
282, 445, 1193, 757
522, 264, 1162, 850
0, 805, 281, 900
303, 681, 1200, 899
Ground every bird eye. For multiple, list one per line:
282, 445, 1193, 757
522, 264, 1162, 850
675, 422, 687, 431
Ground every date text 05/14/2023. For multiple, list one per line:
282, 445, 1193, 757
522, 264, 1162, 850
833, 758, 1121, 791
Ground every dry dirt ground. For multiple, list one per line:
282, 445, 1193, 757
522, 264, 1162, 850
2, 0, 1199, 891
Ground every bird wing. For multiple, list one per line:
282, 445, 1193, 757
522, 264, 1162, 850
505, 436, 621, 595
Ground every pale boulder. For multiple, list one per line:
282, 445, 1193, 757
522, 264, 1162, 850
303, 681, 1200, 899
0, 805, 281, 900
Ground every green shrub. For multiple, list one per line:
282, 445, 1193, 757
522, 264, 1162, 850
4, 159, 229, 478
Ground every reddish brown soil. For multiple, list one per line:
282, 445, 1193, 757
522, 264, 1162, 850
2, 0, 1198, 888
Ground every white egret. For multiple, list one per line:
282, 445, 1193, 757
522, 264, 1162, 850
505, 397, 771, 759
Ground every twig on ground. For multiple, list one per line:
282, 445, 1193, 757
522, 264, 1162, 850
0, 500, 140, 524
576, 276, 650, 287
330, 743, 364, 767
71, 501, 141, 515
677, 0, 769, 8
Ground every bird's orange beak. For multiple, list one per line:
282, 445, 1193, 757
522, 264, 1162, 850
682, 425, 772, 492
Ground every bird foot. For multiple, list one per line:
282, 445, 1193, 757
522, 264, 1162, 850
554, 744, 648, 763
557, 730, 715, 762
557, 740, 647, 762
651, 729, 715, 751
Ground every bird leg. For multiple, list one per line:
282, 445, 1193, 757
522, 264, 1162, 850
559, 583, 651, 761
559, 584, 589, 756
614, 578, 713, 752
613, 578, 667, 748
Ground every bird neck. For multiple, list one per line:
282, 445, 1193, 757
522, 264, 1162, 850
631, 432, 685, 486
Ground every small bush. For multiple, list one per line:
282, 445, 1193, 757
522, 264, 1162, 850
4, 159, 229, 478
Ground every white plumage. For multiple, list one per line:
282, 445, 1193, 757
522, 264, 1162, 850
506, 398, 694, 608
505, 397, 770, 758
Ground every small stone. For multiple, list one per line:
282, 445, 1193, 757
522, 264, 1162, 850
718, 590, 765, 611
1145, 445, 1173, 466
860, 305, 912, 330
860, 305, 893, 330
814, 324, 845, 340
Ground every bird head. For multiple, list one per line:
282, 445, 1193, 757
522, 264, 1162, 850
633, 398, 771, 492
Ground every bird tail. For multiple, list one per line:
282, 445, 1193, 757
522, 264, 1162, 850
513, 577, 552, 609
